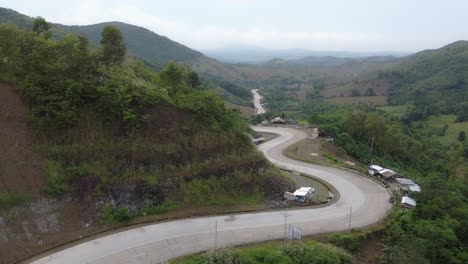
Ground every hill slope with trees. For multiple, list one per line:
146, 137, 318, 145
0, 18, 291, 264
0, 7, 252, 107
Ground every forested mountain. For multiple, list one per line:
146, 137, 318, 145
378, 41, 468, 119
0, 7, 250, 106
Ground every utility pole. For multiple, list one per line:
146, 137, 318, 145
348, 206, 352, 231
282, 201, 289, 243
214, 220, 218, 249
370, 136, 374, 165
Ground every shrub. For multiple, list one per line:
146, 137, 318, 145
140, 199, 178, 215
282, 242, 352, 264
328, 232, 363, 253
0, 192, 28, 209
43, 160, 68, 196
283, 243, 351, 264
99, 205, 132, 224
202, 248, 243, 264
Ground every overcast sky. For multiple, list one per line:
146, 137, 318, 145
1, 0, 467, 52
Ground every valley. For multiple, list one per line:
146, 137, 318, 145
0, 4, 467, 264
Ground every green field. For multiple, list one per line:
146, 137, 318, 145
377, 105, 412, 118
325, 96, 387, 105
414, 115, 468, 145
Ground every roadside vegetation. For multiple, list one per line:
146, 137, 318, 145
172, 241, 352, 264
256, 42, 468, 263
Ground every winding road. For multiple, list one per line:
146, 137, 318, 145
251, 89, 266, 114
28, 127, 391, 264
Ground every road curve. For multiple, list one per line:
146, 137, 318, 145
28, 127, 390, 264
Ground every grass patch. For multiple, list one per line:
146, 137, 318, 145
288, 172, 331, 204
325, 96, 387, 105
0, 192, 28, 209
257, 132, 279, 143
172, 241, 352, 264
43, 160, 69, 196
413, 115, 468, 145
377, 104, 412, 119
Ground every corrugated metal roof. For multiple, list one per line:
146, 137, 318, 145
293, 187, 314, 196
402, 196, 416, 207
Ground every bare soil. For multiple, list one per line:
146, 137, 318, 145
0, 83, 98, 264
0, 83, 44, 195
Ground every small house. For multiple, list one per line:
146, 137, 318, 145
378, 169, 398, 179
293, 187, 314, 202
401, 196, 416, 208
252, 137, 265, 144
395, 178, 421, 193
271, 117, 285, 124
369, 165, 384, 173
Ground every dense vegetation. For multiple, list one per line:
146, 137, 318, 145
247, 39, 468, 264
296, 44, 468, 263
0, 7, 253, 106
380, 41, 468, 121
0, 19, 290, 222
173, 242, 352, 264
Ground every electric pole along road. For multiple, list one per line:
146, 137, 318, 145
28, 127, 391, 264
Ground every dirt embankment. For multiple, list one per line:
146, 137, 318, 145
0, 83, 98, 264
0, 83, 44, 194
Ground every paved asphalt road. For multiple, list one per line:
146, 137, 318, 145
251, 89, 266, 114
28, 127, 391, 264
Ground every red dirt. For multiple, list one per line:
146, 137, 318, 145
0, 83, 44, 195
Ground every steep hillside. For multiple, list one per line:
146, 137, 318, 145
57, 22, 202, 66
0, 22, 291, 264
0, 84, 44, 195
382, 41, 468, 117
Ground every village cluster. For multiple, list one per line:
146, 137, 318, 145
368, 165, 421, 208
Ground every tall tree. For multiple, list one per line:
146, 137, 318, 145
100, 26, 126, 66
32, 17, 51, 38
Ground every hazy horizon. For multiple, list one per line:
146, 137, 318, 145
2, 0, 468, 53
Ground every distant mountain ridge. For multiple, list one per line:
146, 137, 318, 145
203, 47, 410, 63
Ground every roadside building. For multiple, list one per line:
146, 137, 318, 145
401, 196, 417, 208
369, 165, 384, 174
395, 178, 421, 193
252, 137, 265, 144
293, 187, 314, 202
378, 169, 398, 179
368, 165, 398, 179
271, 117, 285, 124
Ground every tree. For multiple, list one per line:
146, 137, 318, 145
32, 17, 51, 38
366, 88, 376, 96
159, 62, 187, 96
351, 89, 361, 97
187, 71, 201, 88
100, 26, 126, 65
458, 131, 466, 142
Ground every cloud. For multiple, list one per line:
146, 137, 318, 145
39, 1, 384, 51
3, 0, 464, 52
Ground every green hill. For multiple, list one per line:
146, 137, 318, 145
0, 7, 251, 107
379, 41, 468, 118
0, 18, 290, 263
58, 22, 202, 66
